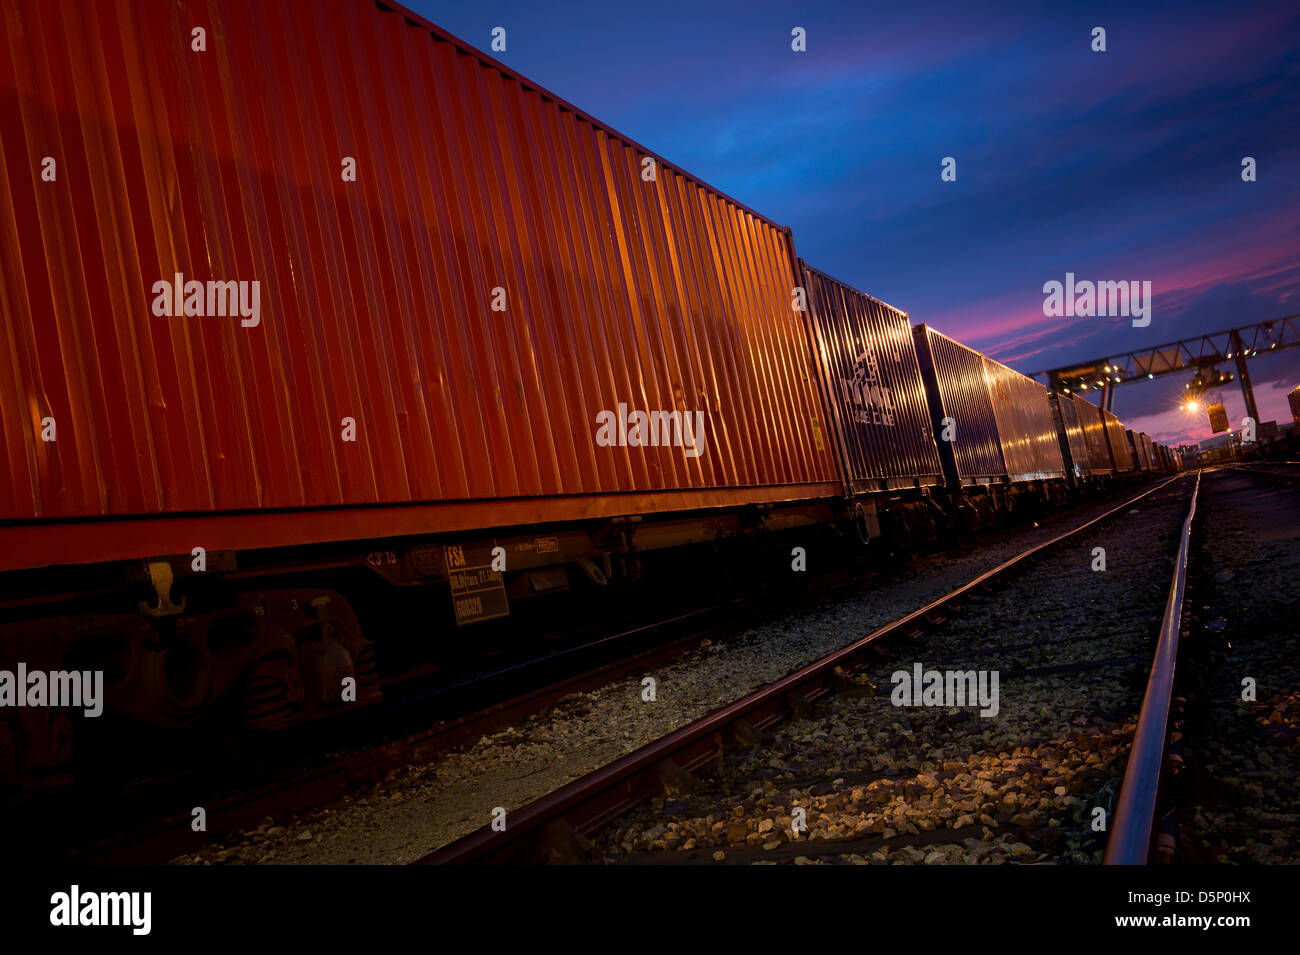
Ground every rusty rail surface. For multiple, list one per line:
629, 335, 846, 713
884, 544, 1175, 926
1104, 472, 1200, 864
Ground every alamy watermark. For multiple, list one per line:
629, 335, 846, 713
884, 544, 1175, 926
1042, 273, 1151, 327
0, 664, 103, 717
50, 886, 150, 935
151, 272, 261, 327
595, 404, 706, 458
890, 662, 999, 717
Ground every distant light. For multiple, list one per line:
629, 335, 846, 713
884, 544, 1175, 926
1226, 352, 1232, 358
1063, 387, 1071, 393
1148, 373, 1154, 379
1081, 384, 1089, 390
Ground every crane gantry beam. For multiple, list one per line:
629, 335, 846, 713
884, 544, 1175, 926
1029, 315, 1300, 413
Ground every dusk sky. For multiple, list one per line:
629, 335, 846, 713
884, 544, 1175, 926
413, 0, 1299, 446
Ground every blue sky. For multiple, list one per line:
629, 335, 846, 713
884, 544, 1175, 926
407, 0, 1300, 445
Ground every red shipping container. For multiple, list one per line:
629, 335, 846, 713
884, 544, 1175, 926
0, 0, 841, 572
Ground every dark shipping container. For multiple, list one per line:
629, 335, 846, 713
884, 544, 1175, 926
912, 325, 1007, 485
801, 264, 943, 494
1104, 410, 1135, 471
1127, 431, 1148, 471
1049, 393, 1090, 481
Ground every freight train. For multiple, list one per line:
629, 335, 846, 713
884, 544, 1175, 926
0, 0, 1178, 786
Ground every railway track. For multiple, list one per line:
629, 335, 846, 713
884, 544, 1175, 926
1103, 472, 1200, 863
1168, 466, 1300, 864
121, 479, 1167, 865
1231, 460, 1300, 489
64, 508, 1031, 863
418, 475, 1192, 865
60, 585, 825, 864
43, 476, 1180, 865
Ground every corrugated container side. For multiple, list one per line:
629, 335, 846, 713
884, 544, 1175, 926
1127, 431, 1147, 471
1104, 411, 1135, 471
1073, 395, 1115, 475
912, 325, 1006, 484
0, 0, 842, 569
1139, 433, 1155, 471
801, 264, 942, 493
980, 355, 1066, 481
1049, 393, 1089, 479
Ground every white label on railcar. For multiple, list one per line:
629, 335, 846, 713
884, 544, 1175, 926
445, 543, 510, 626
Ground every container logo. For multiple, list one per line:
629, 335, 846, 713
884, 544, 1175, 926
839, 349, 896, 426
595, 404, 707, 458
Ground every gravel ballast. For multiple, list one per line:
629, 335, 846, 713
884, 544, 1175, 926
592, 479, 1195, 864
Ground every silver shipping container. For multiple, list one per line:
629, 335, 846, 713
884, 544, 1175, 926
982, 357, 1066, 482
1104, 410, 1135, 471
1050, 393, 1091, 480
913, 325, 1007, 485
1072, 395, 1115, 476
802, 264, 943, 493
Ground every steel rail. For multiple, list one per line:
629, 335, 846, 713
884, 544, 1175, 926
1230, 462, 1300, 489
1103, 472, 1200, 864
419, 475, 1189, 865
